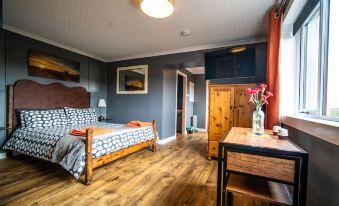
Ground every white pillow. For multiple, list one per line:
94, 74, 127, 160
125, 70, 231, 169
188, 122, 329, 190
64, 107, 98, 125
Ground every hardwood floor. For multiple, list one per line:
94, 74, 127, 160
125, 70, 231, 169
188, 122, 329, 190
0, 132, 217, 206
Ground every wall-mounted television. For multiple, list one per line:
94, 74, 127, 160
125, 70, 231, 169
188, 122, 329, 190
205, 44, 256, 80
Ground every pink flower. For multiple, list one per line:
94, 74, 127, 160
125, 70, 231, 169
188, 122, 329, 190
250, 89, 259, 94
258, 83, 267, 89
266, 91, 273, 97
246, 88, 252, 94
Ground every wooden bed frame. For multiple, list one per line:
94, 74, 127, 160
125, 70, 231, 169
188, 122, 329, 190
6, 80, 157, 185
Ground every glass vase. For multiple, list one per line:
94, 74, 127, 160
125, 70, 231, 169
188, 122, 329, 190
252, 107, 265, 135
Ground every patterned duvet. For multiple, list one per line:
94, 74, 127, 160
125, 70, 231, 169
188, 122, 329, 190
3, 122, 155, 178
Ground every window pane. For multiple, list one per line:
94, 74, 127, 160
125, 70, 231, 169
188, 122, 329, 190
326, 0, 339, 117
304, 11, 320, 113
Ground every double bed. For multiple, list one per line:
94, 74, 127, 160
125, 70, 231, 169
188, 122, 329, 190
3, 80, 157, 185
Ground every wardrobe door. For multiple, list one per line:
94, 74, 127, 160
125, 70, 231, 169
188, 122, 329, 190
209, 86, 234, 141
234, 84, 256, 128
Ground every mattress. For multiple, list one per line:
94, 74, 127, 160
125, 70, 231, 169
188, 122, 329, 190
3, 122, 155, 178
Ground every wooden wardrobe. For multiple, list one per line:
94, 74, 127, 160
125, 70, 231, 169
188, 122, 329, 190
208, 84, 256, 158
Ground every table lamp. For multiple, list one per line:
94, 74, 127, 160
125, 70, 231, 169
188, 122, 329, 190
97, 99, 106, 121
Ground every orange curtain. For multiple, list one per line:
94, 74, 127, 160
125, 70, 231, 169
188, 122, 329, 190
266, 10, 282, 129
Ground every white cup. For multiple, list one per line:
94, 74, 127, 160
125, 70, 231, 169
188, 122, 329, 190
278, 128, 288, 139
272, 126, 281, 135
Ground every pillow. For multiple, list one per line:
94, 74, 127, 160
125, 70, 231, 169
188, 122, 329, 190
20, 109, 68, 128
15, 109, 28, 127
64, 108, 98, 125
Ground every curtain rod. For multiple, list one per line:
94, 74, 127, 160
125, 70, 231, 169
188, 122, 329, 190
275, 0, 287, 18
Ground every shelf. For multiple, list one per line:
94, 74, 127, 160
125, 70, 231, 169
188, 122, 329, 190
226, 174, 293, 206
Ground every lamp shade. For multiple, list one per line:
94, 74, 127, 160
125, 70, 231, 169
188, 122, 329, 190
140, 0, 174, 18
98, 99, 106, 107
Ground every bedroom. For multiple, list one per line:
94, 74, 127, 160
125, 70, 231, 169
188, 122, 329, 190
0, 0, 338, 206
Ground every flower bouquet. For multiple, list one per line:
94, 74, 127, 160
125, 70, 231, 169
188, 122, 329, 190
246, 83, 273, 135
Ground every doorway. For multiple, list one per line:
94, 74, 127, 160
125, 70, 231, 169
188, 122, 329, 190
176, 71, 187, 134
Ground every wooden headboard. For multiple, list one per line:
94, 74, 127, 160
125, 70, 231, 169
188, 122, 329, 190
7, 80, 90, 135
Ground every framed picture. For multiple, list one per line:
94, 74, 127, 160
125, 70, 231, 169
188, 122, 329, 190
116, 65, 148, 94
28, 50, 80, 83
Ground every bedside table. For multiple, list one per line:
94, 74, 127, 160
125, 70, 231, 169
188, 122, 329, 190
217, 127, 308, 206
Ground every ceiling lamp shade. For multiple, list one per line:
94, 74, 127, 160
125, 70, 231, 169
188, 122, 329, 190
140, 0, 175, 18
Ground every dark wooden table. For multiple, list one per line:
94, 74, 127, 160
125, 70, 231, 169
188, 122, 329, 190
217, 127, 309, 206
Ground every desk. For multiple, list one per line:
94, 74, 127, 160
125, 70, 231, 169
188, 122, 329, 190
217, 127, 308, 206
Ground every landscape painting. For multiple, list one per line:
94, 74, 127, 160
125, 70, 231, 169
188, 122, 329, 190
125, 75, 145, 91
28, 50, 80, 82
116, 65, 148, 94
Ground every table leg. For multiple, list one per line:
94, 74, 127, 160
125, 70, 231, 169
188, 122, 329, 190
222, 147, 229, 206
293, 158, 301, 206
300, 156, 308, 206
217, 143, 223, 206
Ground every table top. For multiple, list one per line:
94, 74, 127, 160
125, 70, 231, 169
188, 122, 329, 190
221, 127, 305, 153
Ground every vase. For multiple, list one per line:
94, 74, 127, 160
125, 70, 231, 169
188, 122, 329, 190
252, 107, 265, 135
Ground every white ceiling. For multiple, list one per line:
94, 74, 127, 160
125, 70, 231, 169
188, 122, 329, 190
3, 0, 278, 62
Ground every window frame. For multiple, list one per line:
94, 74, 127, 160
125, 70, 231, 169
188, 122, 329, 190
298, 0, 339, 122
299, 4, 321, 116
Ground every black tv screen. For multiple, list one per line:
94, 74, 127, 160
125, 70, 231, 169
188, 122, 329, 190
205, 45, 256, 80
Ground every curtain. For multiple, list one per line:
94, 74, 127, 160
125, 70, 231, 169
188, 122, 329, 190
266, 10, 282, 129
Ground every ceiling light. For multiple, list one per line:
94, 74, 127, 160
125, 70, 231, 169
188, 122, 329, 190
140, 0, 175, 18
230, 46, 247, 53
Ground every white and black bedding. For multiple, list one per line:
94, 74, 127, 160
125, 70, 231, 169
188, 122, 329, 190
3, 122, 155, 178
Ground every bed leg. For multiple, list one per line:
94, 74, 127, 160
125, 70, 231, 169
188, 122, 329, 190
152, 120, 157, 152
85, 129, 93, 185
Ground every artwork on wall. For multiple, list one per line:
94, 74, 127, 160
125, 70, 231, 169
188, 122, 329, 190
116, 65, 148, 94
28, 50, 80, 82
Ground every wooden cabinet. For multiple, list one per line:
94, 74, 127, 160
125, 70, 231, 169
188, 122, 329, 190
208, 84, 256, 158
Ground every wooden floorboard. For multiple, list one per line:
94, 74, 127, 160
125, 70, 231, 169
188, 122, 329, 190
0, 132, 216, 206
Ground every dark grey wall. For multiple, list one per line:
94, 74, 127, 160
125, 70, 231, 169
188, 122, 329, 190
108, 43, 267, 139
193, 74, 206, 129
0, 30, 107, 147
108, 51, 204, 139
284, 125, 339, 206
5, 31, 90, 87
88, 58, 107, 117
162, 69, 176, 138
161, 68, 195, 138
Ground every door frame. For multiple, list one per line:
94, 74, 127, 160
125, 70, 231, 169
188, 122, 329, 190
175, 70, 187, 134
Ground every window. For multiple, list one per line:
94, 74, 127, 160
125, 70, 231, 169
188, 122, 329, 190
326, 0, 339, 118
299, 0, 339, 121
300, 8, 321, 115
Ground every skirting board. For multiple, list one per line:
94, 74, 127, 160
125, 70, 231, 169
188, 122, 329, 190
157, 136, 176, 145
196, 128, 207, 132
